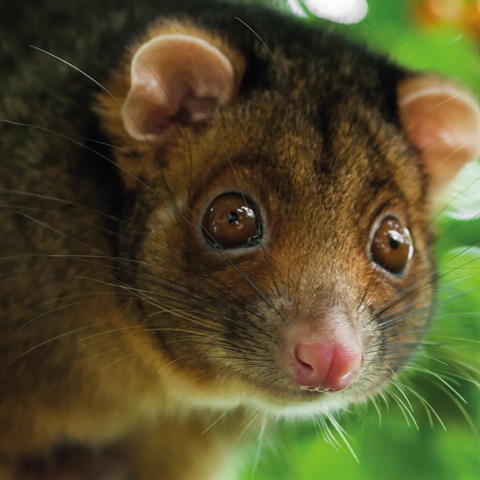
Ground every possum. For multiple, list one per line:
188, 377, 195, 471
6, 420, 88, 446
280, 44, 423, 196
0, 1, 478, 479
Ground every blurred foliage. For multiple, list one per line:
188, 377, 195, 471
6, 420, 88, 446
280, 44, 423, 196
238, 1, 480, 479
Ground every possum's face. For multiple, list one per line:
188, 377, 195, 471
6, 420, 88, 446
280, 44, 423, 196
98, 20, 479, 416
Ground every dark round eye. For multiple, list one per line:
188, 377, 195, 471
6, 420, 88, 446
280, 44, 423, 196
202, 193, 262, 249
370, 216, 413, 274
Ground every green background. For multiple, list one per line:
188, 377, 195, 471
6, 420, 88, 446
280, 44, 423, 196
238, 1, 480, 479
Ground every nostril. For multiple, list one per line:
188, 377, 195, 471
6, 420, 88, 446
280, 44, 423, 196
294, 342, 332, 389
293, 341, 362, 392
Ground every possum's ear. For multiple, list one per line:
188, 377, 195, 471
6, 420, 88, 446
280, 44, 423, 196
122, 34, 237, 141
398, 75, 480, 196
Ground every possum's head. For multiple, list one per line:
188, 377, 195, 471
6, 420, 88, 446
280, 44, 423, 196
98, 18, 479, 416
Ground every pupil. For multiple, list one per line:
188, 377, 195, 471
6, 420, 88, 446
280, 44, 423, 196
389, 238, 399, 249
227, 211, 239, 224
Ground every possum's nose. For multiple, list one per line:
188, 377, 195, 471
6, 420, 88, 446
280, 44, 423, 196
293, 340, 363, 392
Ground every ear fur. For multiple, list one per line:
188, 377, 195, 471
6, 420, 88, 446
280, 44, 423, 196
97, 22, 246, 188
398, 75, 480, 196
122, 33, 237, 141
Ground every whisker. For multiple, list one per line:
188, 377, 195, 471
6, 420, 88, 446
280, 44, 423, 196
30, 46, 116, 98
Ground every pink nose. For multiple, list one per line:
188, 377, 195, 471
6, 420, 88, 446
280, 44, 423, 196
293, 341, 363, 392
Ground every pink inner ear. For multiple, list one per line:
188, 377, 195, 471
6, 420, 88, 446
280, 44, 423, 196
122, 34, 235, 141
398, 76, 480, 194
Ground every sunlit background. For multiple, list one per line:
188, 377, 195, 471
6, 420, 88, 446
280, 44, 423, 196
287, 0, 369, 23
236, 1, 480, 479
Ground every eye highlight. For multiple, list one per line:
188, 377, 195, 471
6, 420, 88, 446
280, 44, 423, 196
202, 193, 262, 249
370, 216, 413, 274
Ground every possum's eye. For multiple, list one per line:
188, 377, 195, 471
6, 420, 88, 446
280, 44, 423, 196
370, 216, 413, 274
202, 193, 262, 249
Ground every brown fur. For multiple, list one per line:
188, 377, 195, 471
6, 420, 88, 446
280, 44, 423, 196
1, 2, 477, 478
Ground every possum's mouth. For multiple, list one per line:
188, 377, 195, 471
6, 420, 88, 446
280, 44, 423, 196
4, 445, 131, 480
